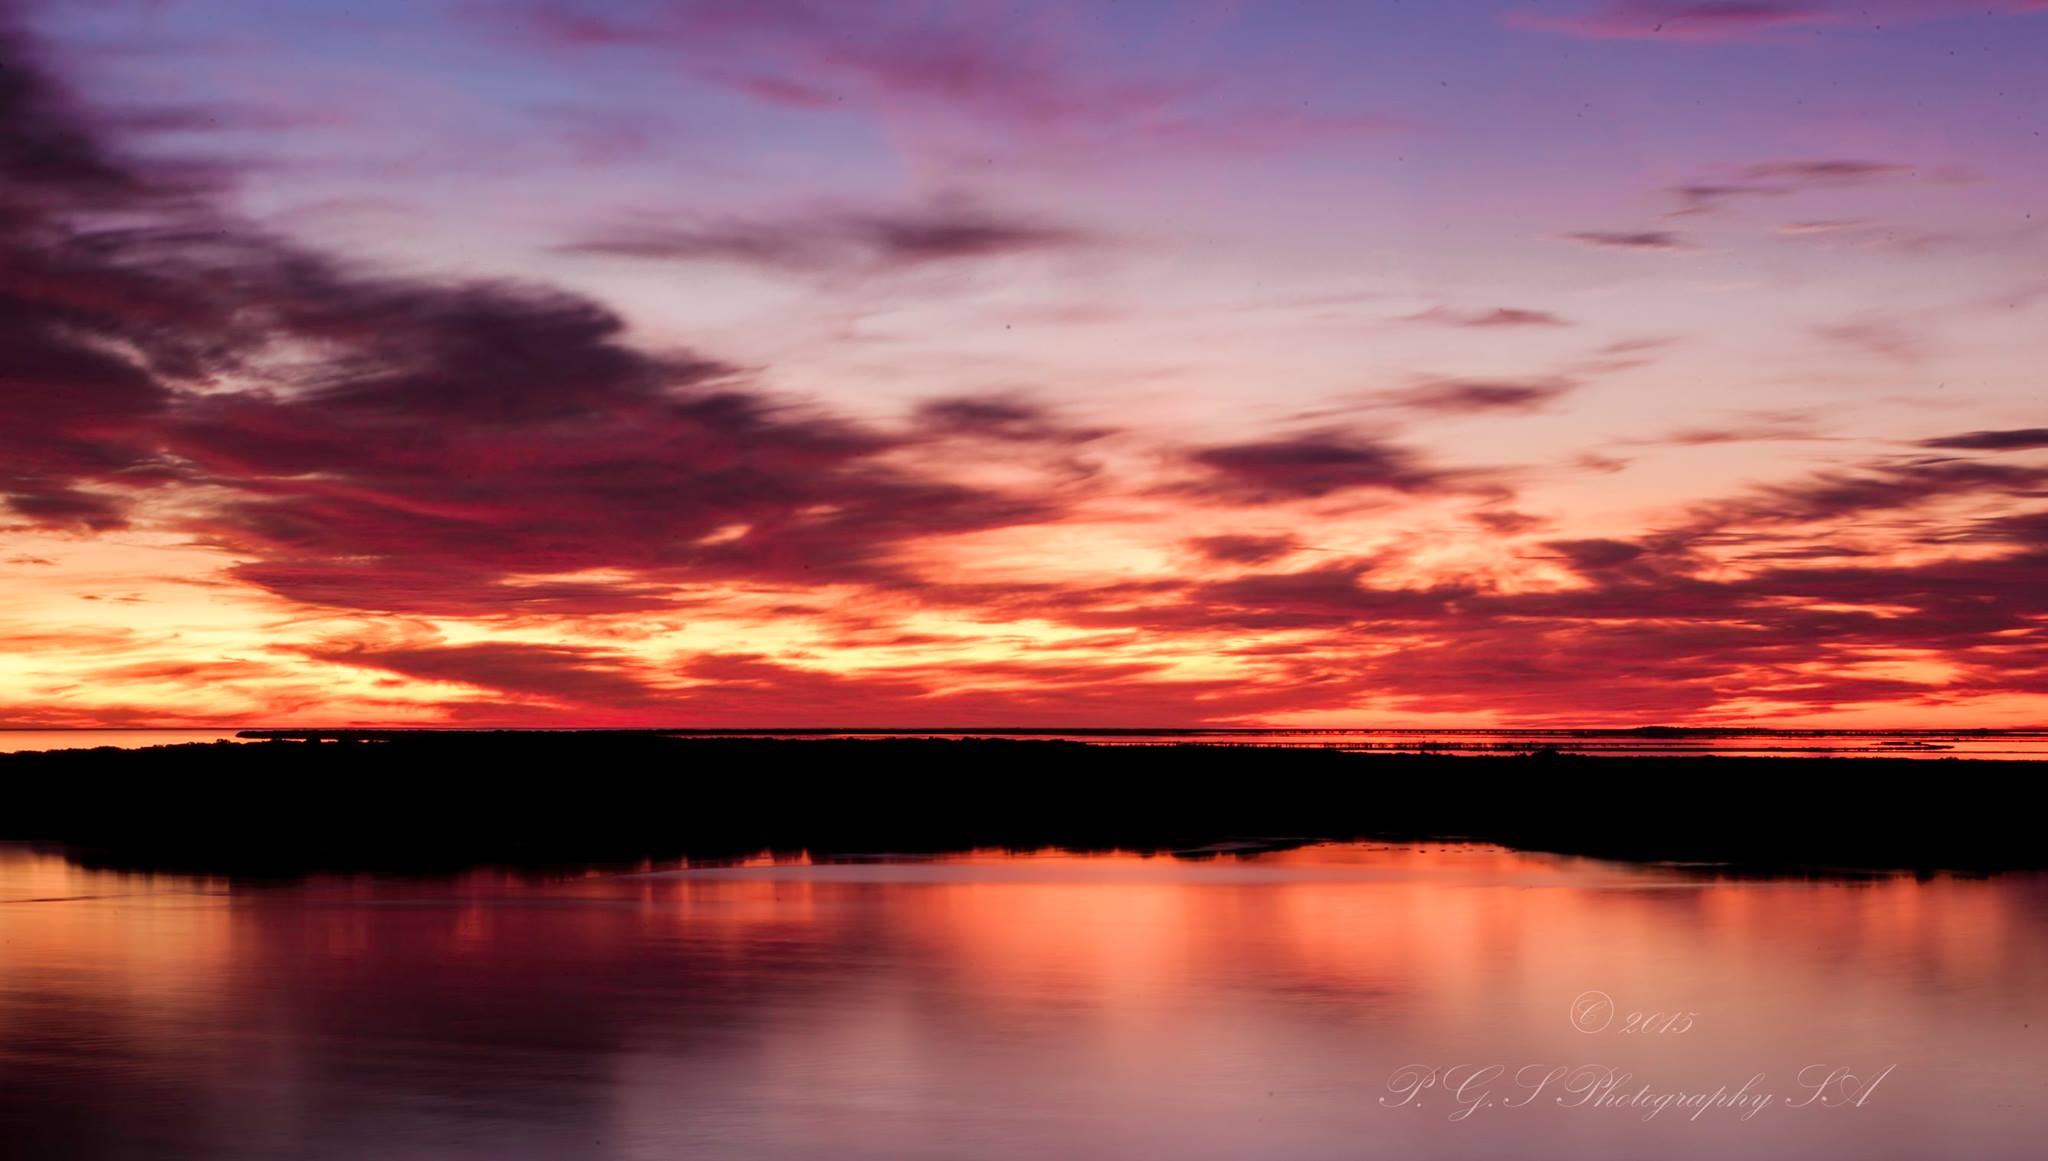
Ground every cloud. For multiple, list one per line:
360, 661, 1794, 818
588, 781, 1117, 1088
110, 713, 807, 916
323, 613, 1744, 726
1377, 379, 1575, 415
1514, 1, 2048, 43
1813, 316, 1927, 363
1403, 306, 1572, 328
1469, 509, 1550, 536
563, 199, 1092, 274
1625, 411, 1823, 446
154, 268, 1067, 610
1682, 457, 2048, 532
1739, 160, 1912, 183
1544, 537, 1650, 573
1777, 218, 1878, 235
1563, 230, 1701, 253
1919, 428, 2048, 452
912, 393, 1111, 444
0, 15, 1064, 615
1509, 3, 1834, 43
1182, 430, 1464, 503
1664, 159, 1918, 218
301, 639, 673, 709
967, 439, 2048, 720
1667, 182, 1787, 216
1184, 533, 1301, 565
507, 0, 1391, 160
0, 17, 201, 530
8, 4, 2048, 727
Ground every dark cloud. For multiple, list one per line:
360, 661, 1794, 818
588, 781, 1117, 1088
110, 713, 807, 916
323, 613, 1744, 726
912, 393, 1111, 444
1011, 524, 2048, 719
1194, 562, 1466, 628
1920, 428, 2048, 452
0, 17, 202, 530
952, 443, 2048, 719
1183, 430, 1460, 503
1469, 509, 1550, 536
564, 200, 1091, 274
1563, 230, 1700, 253
0, 23, 152, 209
1184, 533, 1300, 565
0, 14, 1064, 615
1544, 538, 1649, 573
1667, 181, 1785, 216
1654, 156, 1926, 221
150, 266, 1064, 612
1688, 458, 2048, 530
1739, 159, 1913, 183
1379, 379, 1574, 415
300, 640, 670, 708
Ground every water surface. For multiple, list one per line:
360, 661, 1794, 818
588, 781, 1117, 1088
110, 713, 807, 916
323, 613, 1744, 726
1, 843, 2043, 1159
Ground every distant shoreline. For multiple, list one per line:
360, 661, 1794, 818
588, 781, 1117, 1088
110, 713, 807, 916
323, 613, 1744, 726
4, 735, 2042, 877
6, 725, 2045, 762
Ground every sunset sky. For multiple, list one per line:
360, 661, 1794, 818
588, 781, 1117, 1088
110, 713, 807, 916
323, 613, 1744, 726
3, 0, 2045, 728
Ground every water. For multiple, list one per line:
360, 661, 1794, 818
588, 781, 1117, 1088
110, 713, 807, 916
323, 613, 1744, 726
2, 843, 2042, 1160
8, 728, 2048, 758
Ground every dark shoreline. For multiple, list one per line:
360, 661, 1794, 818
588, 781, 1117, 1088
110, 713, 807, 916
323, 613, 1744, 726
3, 735, 2041, 876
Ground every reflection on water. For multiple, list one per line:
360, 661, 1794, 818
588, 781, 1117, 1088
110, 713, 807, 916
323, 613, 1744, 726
2, 843, 2043, 1160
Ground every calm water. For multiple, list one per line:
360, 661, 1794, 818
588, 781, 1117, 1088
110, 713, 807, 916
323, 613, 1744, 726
2, 843, 2043, 1160
8, 728, 2048, 758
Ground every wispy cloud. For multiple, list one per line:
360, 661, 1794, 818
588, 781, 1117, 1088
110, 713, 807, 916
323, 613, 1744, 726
1919, 428, 2048, 451
1562, 230, 1702, 253
505, 0, 1394, 160
562, 198, 1093, 274
1376, 379, 1576, 415
1509, 2, 1834, 43
1402, 306, 1572, 328
1514, 2, 2048, 44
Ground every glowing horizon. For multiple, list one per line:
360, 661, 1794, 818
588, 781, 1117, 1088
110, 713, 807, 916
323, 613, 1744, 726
3, 0, 2045, 728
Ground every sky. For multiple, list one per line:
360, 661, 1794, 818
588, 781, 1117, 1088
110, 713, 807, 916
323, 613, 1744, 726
2, 0, 2045, 728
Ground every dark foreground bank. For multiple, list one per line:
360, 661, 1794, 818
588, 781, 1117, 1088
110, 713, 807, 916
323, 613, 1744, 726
2, 735, 2040, 874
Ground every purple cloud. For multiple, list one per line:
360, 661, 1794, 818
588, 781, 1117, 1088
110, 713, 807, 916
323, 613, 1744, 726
1563, 230, 1702, 253
1183, 430, 1463, 503
1510, 3, 1835, 43
1379, 379, 1575, 415
1920, 429, 2048, 452
564, 199, 1092, 274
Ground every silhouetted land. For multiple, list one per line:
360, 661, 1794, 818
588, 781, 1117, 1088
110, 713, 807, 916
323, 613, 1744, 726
2, 735, 2041, 875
